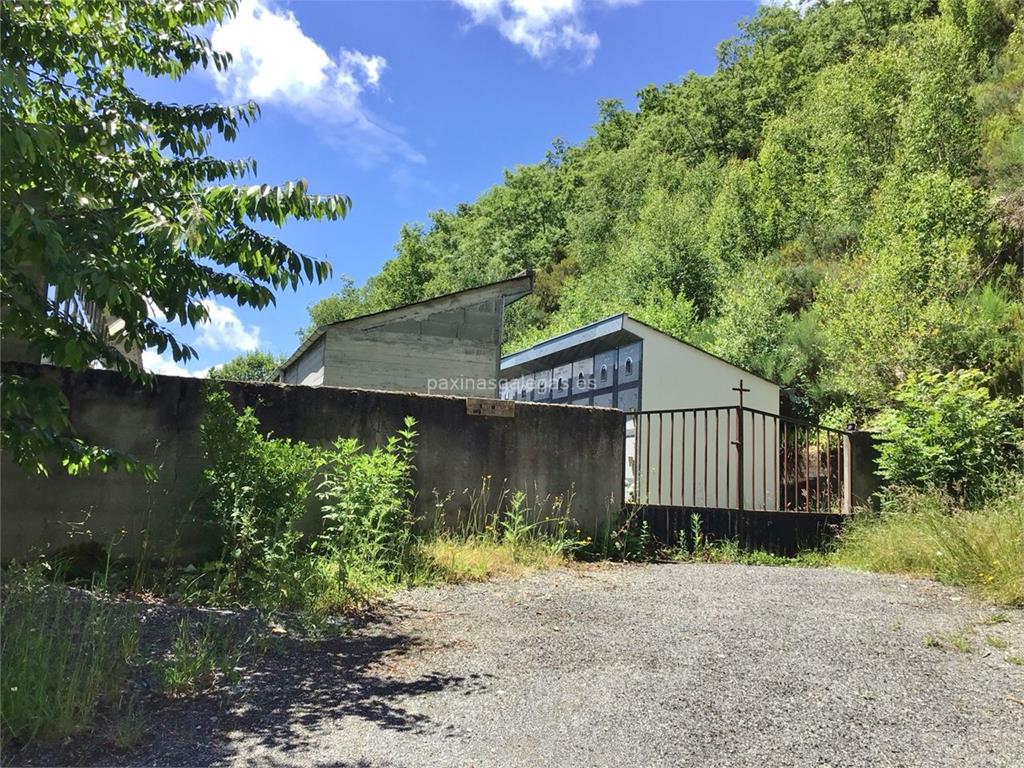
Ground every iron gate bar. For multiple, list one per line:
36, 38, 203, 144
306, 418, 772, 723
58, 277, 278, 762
691, 412, 697, 508
633, 413, 640, 503
703, 411, 708, 508
680, 411, 686, 509
782, 421, 788, 512
645, 412, 651, 504
669, 412, 675, 507
627, 405, 849, 515
816, 428, 822, 514
657, 414, 663, 504
750, 411, 756, 511
826, 431, 832, 513
724, 410, 730, 510
804, 426, 810, 514
715, 410, 720, 509
761, 413, 767, 512
773, 417, 778, 514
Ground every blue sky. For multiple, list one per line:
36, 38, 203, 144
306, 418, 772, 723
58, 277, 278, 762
140, 0, 761, 376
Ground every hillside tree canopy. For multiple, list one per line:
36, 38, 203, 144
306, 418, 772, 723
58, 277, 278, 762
306, 0, 1024, 423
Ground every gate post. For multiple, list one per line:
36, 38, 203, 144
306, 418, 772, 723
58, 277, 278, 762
732, 379, 750, 512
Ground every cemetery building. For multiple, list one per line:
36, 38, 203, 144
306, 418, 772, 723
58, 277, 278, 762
278, 272, 533, 398
499, 313, 779, 414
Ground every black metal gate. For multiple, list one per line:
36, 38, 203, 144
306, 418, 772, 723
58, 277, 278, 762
626, 406, 850, 515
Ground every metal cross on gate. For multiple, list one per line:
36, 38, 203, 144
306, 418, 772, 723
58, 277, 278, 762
732, 378, 750, 408
732, 379, 750, 511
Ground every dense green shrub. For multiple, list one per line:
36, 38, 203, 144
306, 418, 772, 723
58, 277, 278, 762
199, 388, 321, 609
874, 369, 1021, 500
314, 418, 419, 588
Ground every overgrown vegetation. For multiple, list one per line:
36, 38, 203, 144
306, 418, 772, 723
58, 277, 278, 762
0, 566, 140, 745
193, 388, 584, 617
198, 389, 321, 610
834, 477, 1024, 606
874, 369, 1021, 501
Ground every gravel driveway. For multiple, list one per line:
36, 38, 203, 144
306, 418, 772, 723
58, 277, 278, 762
106, 564, 1023, 767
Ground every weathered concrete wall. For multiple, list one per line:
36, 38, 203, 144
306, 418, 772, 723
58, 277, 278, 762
1, 363, 624, 562
323, 295, 502, 396
847, 430, 883, 510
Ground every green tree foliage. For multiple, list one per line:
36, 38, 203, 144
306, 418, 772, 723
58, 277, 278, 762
306, 0, 1022, 423
208, 351, 283, 382
1, 0, 349, 473
874, 369, 1022, 500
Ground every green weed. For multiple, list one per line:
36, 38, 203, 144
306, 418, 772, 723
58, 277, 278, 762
834, 478, 1024, 606
158, 617, 243, 696
109, 697, 145, 750
0, 566, 139, 745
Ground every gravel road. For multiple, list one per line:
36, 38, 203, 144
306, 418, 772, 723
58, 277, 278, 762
85, 564, 1024, 767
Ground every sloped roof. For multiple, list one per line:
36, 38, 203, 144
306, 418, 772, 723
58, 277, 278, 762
500, 312, 779, 388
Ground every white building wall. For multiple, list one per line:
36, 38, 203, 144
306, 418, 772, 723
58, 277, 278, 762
627, 320, 781, 511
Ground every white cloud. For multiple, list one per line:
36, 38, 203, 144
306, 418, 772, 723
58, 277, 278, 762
194, 300, 261, 353
210, 0, 422, 165
340, 49, 387, 89
142, 350, 210, 379
454, 0, 607, 66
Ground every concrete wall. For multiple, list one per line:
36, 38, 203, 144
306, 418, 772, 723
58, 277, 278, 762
323, 296, 503, 397
281, 335, 325, 386
1, 363, 624, 562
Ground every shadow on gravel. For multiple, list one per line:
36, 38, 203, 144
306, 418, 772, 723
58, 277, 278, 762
15, 608, 488, 768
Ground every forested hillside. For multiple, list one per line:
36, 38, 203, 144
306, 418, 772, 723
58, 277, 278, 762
306, 0, 1024, 422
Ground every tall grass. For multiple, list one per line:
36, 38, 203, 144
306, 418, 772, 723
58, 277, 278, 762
1, 567, 139, 745
419, 485, 582, 583
834, 476, 1024, 606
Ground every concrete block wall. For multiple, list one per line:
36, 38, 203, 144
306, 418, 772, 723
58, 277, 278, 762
1, 364, 624, 562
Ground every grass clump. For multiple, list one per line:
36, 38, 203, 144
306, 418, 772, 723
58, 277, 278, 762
158, 617, 243, 696
984, 635, 1009, 650
109, 697, 145, 750
833, 476, 1024, 606
0, 566, 139, 746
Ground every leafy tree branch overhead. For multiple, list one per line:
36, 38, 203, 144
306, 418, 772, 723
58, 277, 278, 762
0, 0, 350, 474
